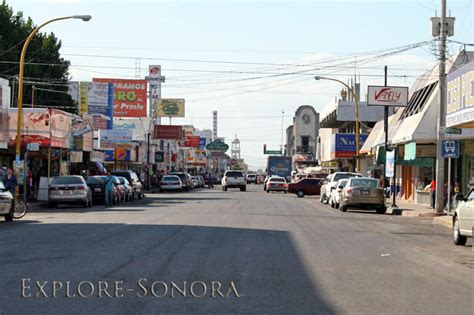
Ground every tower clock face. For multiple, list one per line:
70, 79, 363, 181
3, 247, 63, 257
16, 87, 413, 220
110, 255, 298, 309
302, 114, 311, 124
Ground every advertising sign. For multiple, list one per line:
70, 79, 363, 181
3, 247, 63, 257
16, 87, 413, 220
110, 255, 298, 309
199, 137, 207, 149
385, 150, 395, 177
156, 99, 185, 117
441, 140, 460, 158
155, 151, 164, 163
79, 81, 89, 115
267, 156, 292, 178
50, 109, 72, 148
113, 118, 150, 142
331, 133, 368, 158
70, 151, 83, 163
90, 151, 105, 162
99, 130, 133, 143
446, 61, 474, 127
93, 78, 147, 117
8, 109, 50, 146
104, 149, 131, 161
184, 136, 200, 147
72, 119, 93, 137
212, 111, 218, 140
153, 125, 183, 140
367, 86, 409, 107
149, 65, 161, 80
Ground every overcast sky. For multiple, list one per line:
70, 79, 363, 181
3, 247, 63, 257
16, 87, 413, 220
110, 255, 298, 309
10, 0, 474, 170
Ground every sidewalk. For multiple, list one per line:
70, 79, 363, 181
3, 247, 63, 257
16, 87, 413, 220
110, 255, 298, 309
386, 199, 453, 229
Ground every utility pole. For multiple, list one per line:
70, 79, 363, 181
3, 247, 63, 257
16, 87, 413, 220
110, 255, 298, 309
383, 66, 388, 187
435, 0, 447, 213
31, 85, 35, 108
281, 109, 284, 156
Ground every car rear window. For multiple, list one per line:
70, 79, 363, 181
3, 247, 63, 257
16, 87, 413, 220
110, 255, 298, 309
52, 176, 84, 185
334, 173, 361, 181
163, 176, 180, 181
226, 171, 243, 177
270, 178, 286, 182
350, 178, 378, 188
86, 176, 107, 184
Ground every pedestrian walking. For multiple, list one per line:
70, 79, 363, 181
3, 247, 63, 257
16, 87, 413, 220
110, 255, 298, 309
430, 178, 436, 209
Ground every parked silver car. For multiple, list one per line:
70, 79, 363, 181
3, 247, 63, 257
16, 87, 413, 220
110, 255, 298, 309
0, 182, 14, 221
48, 176, 92, 208
453, 190, 474, 245
320, 172, 362, 204
339, 177, 386, 214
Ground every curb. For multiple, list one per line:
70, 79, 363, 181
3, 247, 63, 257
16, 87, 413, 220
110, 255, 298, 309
432, 215, 453, 229
387, 207, 444, 217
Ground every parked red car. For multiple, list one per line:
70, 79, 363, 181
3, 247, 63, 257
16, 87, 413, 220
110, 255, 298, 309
288, 178, 322, 198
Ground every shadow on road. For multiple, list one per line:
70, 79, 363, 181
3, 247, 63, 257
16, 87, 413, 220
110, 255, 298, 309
0, 223, 337, 314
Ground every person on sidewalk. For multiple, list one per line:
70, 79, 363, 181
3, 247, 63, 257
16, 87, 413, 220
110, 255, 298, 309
104, 172, 115, 208
430, 178, 436, 209
3, 168, 16, 195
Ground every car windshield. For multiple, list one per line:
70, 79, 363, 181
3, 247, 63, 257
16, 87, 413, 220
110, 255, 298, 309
350, 178, 379, 188
52, 176, 83, 185
226, 171, 243, 177
270, 178, 286, 183
117, 177, 126, 184
334, 173, 361, 181
86, 176, 107, 184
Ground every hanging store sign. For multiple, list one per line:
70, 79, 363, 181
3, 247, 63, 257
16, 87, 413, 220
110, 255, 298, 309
72, 119, 93, 137
153, 125, 183, 140
156, 99, 185, 117
367, 85, 409, 107
183, 136, 200, 147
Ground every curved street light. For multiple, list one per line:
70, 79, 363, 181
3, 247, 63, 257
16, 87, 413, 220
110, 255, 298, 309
15, 15, 92, 197
314, 76, 361, 173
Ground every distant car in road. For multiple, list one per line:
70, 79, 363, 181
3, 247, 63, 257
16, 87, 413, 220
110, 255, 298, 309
221, 170, 246, 191
338, 177, 386, 214
453, 190, 474, 245
159, 175, 183, 191
49, 175, 93, 208
246, 174, 257, 184
266, 176, 288, 193
288, 178, 322, 198
0, 182, 14, 221
320, 172, 362, 204
263, 175, 277, 191
329, 179, 348, 209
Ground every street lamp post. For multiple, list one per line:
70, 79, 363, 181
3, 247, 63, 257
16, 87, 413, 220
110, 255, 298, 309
14, 15, 91, 198
314, 76, 361, 172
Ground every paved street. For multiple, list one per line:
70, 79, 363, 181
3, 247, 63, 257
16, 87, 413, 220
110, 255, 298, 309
0, 186, 472, 314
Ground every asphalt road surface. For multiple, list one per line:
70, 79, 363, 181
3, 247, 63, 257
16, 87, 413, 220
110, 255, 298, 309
0, 185, 472, 314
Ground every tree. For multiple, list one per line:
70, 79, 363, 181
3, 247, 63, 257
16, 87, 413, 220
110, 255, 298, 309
0, 1, 74, 112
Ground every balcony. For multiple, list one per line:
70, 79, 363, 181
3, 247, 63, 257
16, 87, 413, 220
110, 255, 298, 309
296, 146, 314, 154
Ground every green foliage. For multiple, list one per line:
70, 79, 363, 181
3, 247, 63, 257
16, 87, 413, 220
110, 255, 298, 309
0, 1, 74, 112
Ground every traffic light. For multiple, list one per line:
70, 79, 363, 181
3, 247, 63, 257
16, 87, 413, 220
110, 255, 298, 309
263, 144, 267, 154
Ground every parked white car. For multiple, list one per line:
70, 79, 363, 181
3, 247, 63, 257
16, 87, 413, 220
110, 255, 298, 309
0, 182, 14, 221
320, 172, 362, 204
453, 190, 474, 245
329, 179, 348, 209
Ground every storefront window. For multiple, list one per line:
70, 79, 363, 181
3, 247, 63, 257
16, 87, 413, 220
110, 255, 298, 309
417, 166, 433, 189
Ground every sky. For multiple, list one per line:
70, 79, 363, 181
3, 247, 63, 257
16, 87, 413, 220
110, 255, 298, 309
9, 0, 474, 170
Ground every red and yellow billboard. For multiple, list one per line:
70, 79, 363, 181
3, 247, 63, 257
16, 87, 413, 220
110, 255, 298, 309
93, 78, 147, 117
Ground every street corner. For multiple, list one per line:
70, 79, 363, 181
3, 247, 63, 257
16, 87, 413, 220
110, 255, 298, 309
432, 215, 453, 229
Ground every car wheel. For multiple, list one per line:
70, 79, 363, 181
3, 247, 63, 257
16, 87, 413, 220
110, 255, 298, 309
329, 197, 334, 208
284, 191, 287, 194
4, 208, 13, 222
48, 202, 56, 208
339, 203, 347, 212
241, 187, 246, 192
266, 190, 270, 193
83, 199, 88, 208
376, 206, 387, 214
296, 190, 305, 198
323, 194, 329, 204
89, 198, 93, 207
224, 187, 228, 191
453, 216, 467, 246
